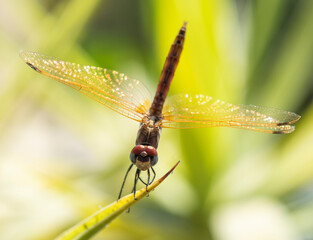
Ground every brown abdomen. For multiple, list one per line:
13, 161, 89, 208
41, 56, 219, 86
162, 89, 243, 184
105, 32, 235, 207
149, 23, 187, 119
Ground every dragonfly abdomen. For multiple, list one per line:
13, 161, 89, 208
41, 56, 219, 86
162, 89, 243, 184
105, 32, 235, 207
149, 22, 187, 118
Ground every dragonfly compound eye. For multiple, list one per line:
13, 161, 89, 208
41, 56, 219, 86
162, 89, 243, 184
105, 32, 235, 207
130, 145, 159, 170
131, 145, 145, 155
150, 155, 158, 166
145, 146, 157, 157
131, 145, 157, 158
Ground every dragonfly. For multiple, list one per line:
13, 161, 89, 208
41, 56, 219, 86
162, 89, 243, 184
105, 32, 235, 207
20, 22, 300, 199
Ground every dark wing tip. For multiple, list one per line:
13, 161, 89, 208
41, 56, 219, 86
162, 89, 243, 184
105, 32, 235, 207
272, 131, 286, 134
26, 62, 41, 73
19, 50, 42, 73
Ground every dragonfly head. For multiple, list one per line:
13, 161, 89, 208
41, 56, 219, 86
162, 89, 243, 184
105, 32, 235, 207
130, 145, 158, 171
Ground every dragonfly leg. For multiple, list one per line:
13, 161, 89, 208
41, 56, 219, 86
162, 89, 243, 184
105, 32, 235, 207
146, 169, 150, 193
138, 176, 147, 185
117, 164, 133, 200
132, 168, 141, 200
150, 167, 156, 184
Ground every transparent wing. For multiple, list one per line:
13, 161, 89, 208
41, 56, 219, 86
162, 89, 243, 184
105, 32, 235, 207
162, 94, 301, 133
20, 51, 152, 122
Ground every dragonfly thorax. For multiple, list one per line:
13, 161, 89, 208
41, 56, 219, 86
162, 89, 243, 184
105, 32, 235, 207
130, 145, 158, 171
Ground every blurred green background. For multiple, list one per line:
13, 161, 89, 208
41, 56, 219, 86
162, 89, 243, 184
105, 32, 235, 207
0, 0, 313, 239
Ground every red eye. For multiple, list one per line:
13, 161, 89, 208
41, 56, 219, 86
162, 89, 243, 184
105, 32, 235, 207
131, 145, 145, 155
145, 146, 157, 156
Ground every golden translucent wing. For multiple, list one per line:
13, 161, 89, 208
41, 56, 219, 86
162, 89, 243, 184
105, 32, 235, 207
162, 94, 301, 133
20, 51, 152, 122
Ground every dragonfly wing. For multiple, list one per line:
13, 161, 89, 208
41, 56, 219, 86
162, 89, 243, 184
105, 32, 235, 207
162, 94, 301, 133
20, 51, 152, 122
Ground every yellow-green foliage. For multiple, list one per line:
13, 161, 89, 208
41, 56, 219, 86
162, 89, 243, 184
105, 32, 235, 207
0, 0, 312, 239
